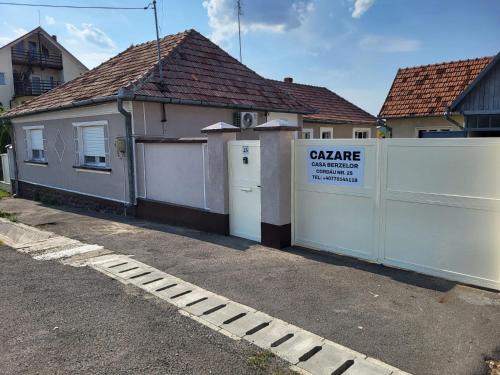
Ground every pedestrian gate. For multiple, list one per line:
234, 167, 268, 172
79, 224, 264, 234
292, 138, 500, 290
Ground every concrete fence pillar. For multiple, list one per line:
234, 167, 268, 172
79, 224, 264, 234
201, 122, 240, 235
255, 119, 298, 249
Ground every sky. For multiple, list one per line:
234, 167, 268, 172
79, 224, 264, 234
0, 0, 499, 115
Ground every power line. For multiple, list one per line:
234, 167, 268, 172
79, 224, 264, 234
0, 1, 149, 10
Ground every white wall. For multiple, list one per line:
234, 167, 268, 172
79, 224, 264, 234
61, 50, 88, 82
387, 115, 464, 138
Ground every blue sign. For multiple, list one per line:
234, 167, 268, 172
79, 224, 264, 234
307, 146, 365, 187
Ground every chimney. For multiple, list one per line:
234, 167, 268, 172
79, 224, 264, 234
284, 77, 293, 83
51, 35, 57, 41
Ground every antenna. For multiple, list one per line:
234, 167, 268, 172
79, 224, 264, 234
152, 0, 163, 82
236, 0, 242, 62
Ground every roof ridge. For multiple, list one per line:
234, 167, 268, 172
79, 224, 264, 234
399, 55, 495, 71
269, 78, 375, 119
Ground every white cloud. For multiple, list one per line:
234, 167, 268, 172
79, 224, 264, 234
202, 0, 314, 46
351, 0, 375, 18
359, 35, 421, 52
0, 26, 28, 47
45, 15, 56, 25
66, 23, 115, 49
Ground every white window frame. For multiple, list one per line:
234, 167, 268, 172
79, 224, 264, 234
415, 126, 452, 138
302, 128, 313, 139
320, 127, 333, 139
23, 125, 46, 163
73, 120, 109, 169
353, 128, 371, 139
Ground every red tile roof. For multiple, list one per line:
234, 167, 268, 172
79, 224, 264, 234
379, 56, 493, 118
270, 80, 376, 124
5, 30, 313, 118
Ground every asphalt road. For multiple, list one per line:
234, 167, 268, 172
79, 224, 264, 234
0, 245, 291, 375
1, 198, 499, 375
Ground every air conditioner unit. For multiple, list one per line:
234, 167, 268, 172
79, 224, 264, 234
235, 112, 258, 129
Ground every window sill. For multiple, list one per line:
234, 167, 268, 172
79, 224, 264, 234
24, 160, 48, 166
73, 165, 112, 174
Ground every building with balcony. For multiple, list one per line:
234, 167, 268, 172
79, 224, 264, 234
0, 26, 88, 110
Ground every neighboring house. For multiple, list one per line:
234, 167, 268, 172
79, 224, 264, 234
0, 26, 88, 110
379, 53, 500, 138
1, 29, 312, 212
270, 78, 377, 139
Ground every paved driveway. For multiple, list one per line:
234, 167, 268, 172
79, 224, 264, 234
0, 197, 499, 375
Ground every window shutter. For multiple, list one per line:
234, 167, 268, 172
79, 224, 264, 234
30, 129, 43, 150
83, 126, 105, 157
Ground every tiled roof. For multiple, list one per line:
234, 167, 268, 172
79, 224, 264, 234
379, 56, 493, 118
270, 80, 376, 124
5, 30, 313, 118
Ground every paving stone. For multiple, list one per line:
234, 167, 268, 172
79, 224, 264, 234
129, 272, 169, 287
18, 236, 81, 253
182, 294, 230, 316
344, 357, 393, 375
202, 301, 254, 327
222, 310, 273, 338
142, 276, 182, 293
33, 244, 103, 260
297, 340, 362, 375
120, 267, 153, 279
156, 282, 195, 299
271, 328, 324, 365
170, 289, 214, 308
105, 261, 138, 274
89, 254, 125, 266
246, 318, 298, 349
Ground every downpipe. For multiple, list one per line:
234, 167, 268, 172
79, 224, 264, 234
117, 88, 136, 213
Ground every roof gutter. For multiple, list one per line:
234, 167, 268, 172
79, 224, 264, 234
117, 89, 136, 210
1, 94, 314, 120
1, 96, 118, 120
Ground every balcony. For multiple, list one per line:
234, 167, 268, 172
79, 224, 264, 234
11, 49, 63, 69
14, 78, 63, 97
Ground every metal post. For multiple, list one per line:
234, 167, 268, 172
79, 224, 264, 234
152, 0, 163, 82
237, 0, 242, 63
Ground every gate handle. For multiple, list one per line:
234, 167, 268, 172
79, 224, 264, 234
240, 187, 252, 192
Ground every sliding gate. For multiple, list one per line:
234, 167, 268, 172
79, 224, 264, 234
292, 138, 500, 290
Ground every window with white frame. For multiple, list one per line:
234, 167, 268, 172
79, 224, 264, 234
353, 128, 371, 139
74, 121, 109, 168
302, 129, 313, 139
24, 126, 46, 162
320, 127, 333, 139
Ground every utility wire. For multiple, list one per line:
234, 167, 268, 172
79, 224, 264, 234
0, 1, 149, 10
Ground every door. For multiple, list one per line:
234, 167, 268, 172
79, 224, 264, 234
228, 140, 261, 241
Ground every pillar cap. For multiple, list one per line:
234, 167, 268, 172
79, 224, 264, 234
254, 119, 299, 131
201, 122, 240, 134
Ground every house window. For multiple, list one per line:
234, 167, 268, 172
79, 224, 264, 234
302, 129, 313, 139
320, 127, 333, 139
24, 126, 46, 162
353, 128, 371, 139
74, 121, 109, 168
0, 73, 5, 85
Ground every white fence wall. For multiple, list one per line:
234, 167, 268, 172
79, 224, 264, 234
292, 138, 500, 290
136, 142, 207, 209
1, 153, 10, 183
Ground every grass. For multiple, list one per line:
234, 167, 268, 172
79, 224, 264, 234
247, 350, 275, 371
0, 210, 16, 222
0, 189, 10, 199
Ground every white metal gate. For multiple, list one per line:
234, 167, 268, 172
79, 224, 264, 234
228, 140, 261, 241
292, 138, 500, 290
